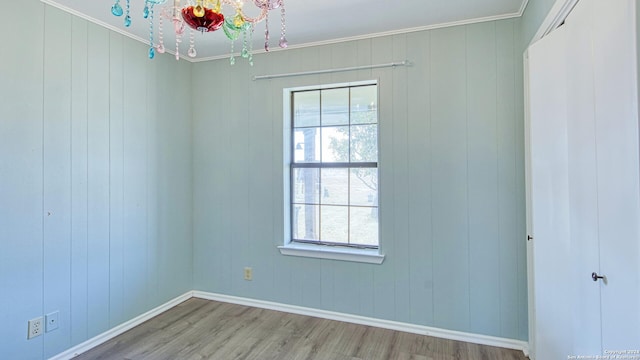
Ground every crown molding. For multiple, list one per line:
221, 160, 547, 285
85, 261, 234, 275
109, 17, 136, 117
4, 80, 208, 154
41, 0, 528, 64
40, 0, 192, 61
193, 9, 526, 63
519, 0, 530, 18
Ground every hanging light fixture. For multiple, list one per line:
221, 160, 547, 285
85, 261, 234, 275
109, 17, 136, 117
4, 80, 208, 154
110, 0, 288, 64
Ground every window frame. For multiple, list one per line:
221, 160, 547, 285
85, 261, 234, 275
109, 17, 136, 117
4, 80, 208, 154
279, 80, 385, 265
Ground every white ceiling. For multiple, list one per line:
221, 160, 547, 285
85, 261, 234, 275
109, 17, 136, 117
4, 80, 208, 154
42, 0, 528, 61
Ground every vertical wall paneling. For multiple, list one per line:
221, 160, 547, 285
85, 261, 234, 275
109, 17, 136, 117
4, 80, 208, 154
246, 52, 278, 302
430, 26, 470, 332
2, 5, 532, 355
217, 58, 233, 296
86, 24, 112, 338
230, 59, 251, 297
146, 53, 159, 310
405, 31, 433, 326
466, 21, 500, 337
0, 0, 45, 358
123, 40, 149, 320
496, 19, 520, 338
512, 18, 529, 342
371, 35, 397, 321
152, 56, 192, 300
108, 31, 126, 328
271, 50, 298, 306
192, 60, 222, 293
391, 34, 411, 323
43, 7, 73, 357
215, 58, 233, 294
2, 3, 194, 356
192, 20, 528, 342
70, 16, 89, 346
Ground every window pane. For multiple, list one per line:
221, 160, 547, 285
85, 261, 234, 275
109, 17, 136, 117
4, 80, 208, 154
321, 88, 349, 126
294, 91, 320, 128
321, 168, 348, 206
294, 128, 320, 163
293, 168, 319, 204
350, 124, 378, 162
290, 83, 379, 250
322, 126, 349, 162
350, 207, 379, 246
320, 205, 348, 244
293, 204, 319, 241
350, 168, 378, 206
351, 85, 377, 124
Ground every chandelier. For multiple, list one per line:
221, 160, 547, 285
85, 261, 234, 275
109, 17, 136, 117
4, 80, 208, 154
110, 0, 288, 64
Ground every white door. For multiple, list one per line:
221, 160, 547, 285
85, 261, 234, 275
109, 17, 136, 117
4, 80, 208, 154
528, 23, 574, 359
527, 0, 640, 357
563, 0, 602, 354
590, 0, 640, 349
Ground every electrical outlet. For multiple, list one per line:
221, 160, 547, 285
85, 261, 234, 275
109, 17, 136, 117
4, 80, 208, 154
46, 311, 59, 332
27, 317, 43, 339
244, 267, 253, 281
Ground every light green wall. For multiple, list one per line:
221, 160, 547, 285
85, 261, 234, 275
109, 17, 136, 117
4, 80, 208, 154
192, 18, 528, 341
1, 3, 531, 358
0, 2, 193, 359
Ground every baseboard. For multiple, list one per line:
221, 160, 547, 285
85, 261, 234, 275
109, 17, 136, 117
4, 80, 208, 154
49, 291, 193, 360
193, 291, 530, 356
50, 290, 529, 359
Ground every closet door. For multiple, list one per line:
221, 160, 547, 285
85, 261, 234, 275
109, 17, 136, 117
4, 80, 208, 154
528, 0, 640, 357
591, 0, 640, 349
563, 0, 602, 354
527, 23, 574, 360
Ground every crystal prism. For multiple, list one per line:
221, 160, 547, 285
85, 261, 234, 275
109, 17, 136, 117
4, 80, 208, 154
111, 3, 123, 16
279, 36, 288, 48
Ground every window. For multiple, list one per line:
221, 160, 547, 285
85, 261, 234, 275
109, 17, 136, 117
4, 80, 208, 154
280, 81, 383, 264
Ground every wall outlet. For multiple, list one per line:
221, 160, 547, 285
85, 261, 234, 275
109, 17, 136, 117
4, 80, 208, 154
46, 311, 59, 332
244, 267, 253, 281
27, 317, 43, 339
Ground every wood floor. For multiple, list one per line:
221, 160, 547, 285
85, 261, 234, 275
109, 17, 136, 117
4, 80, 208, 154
74, 298, 528, 360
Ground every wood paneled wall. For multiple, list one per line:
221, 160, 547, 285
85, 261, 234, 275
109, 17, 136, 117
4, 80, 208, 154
192, 19, 528, 341
0, 3, 193, 359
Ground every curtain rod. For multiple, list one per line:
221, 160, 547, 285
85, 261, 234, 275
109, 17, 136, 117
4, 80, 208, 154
252, 60, 410, 81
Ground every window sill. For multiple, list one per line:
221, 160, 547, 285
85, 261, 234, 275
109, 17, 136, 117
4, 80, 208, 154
278, 243, 385, 264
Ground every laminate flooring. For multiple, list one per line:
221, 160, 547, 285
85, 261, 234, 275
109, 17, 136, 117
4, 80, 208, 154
74, 298, 528, 360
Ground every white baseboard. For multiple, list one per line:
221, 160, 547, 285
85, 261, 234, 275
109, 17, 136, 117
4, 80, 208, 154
193, 291, 529, 356
50, 290, 529, 359
49, 291, 193, 360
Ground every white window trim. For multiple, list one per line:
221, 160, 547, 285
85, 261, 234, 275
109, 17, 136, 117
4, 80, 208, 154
281, 80, 385, 265
278, 242, 385, 264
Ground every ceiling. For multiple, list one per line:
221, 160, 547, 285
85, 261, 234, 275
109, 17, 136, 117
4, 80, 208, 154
42, 0, 528, 61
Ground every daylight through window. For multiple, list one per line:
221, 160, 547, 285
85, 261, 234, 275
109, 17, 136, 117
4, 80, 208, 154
290, 84, 379, 248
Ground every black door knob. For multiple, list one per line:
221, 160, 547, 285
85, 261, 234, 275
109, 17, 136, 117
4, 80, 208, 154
592, 272, 604, 282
